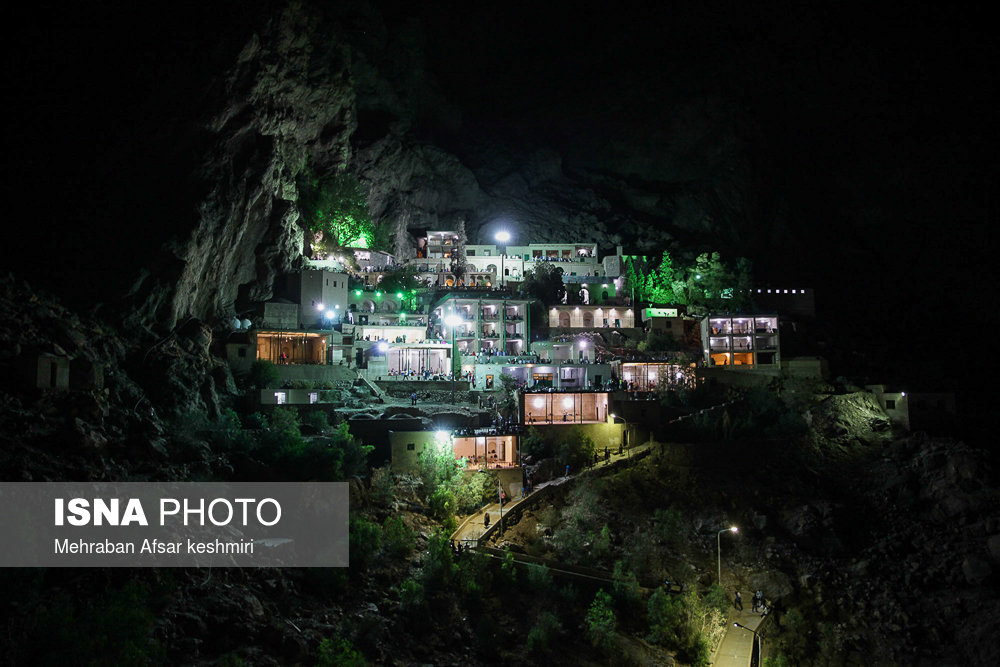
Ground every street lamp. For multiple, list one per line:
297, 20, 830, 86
444, 313, 463, 404
495, 230, 511, 287
717, 526, 738, 586
733, 622, 762, 663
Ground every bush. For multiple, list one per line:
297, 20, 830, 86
305, 410, 331, 432
585, 589, 617, 651
349, 516, 382, 569
526, 611, 562, 653
454, 469, 500, 514
428, 486, 457, 531
521, 427, 553, 459
654, 507, 686, 547
382, 516, 414, 557
557, 434, 596, 471
646, 588, 715, 666
317, 637, 367, 667
370, 466, 395, 507
248, 359, 280, 390
526, 564, 554, 593
420, 532, 456, 589
398, 578, 425, 613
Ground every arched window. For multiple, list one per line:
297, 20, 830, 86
582, 311, 594, 328
558, 311, 570, 328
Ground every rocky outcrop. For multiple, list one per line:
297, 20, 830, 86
126, 2, 356, 332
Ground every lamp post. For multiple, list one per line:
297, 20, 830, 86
733, 622, 762, 665
444, 313, 462, 404
495, 230, 511, 287
717, 526, 738, 586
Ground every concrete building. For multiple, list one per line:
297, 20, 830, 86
866, 384, 909, 429
618, 361, 696, 390
700, 314, 780, 369
432, 293, 534, 356
521, 390, 612, 424
548, 304, 636, 329
641, 307, 686, 339
298, 270, 349, 329
265, 270, 350, 330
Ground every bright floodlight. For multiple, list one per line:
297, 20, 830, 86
377, 342, 388, 352
731, 526, 738, 533
579, 340, 587, 348
495, 230, 511, 243
444, 314, 462, 327
324, 310, 335, 319
316, 303, 325, 311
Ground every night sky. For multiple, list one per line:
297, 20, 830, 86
3, 2, 995, 394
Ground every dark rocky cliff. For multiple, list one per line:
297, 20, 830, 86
122, 0, 790, 333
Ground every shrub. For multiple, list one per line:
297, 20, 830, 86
654, 507, 686, 547
521, 427, 553, 459
382, 516, 414, 557
526, 564, 554, 593
586, 589, 617, 651
647, 588, 713, 666
557, 434, 596, 471
612, 561, 641, 607
305, 410, 331, 432
398, 578, 425, 612
526, 611, 562, 653
454, 469, 500, 514
248, 359, 280, 390
317, 637, 367, 667
420, 532, 456, 589
428, 486, 457, 530
370, 466, 395, 507
349, 516, 382, 569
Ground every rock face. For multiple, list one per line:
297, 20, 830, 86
123, 0, 790, 334
127, 3, 356, 331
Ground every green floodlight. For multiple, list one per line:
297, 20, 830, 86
355, 290, 362, 296
396, 292, 403, 298
376, 291, 382, 297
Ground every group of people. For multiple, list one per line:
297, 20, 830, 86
734, 590, 767, 615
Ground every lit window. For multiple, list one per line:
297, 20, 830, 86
275, 392, 287, 405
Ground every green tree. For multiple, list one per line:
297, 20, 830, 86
648, 251, 678, 304
248, 359, 280, 390
521, 262, 565, 304
299, 171, 374, 248
585, 589, 617, 651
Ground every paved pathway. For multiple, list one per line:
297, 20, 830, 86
450, 442, 654, 547
712, 607, 766, 667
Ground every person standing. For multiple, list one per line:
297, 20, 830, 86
734, 591, 743, 611
411, 392, 417, 406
